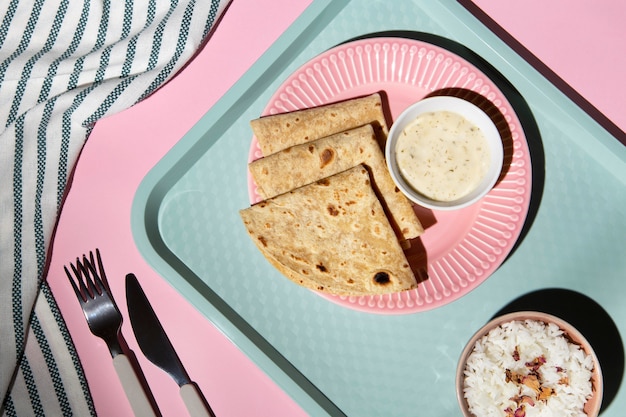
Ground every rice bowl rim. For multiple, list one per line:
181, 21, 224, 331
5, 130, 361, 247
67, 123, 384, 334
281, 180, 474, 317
455, 311, 603, 417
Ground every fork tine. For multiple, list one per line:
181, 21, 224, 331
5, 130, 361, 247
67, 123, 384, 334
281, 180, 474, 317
80, 253, 102, 296
83, 252, 108, 294
70, 258, 94, 299
76, 255, 98, 298
65, 265, 86, 303
94, 249, 110, 290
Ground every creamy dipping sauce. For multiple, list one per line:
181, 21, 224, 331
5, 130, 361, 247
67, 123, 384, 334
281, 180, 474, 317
395, 110, 490, 202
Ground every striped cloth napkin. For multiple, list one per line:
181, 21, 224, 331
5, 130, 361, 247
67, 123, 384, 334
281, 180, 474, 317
1, 0, 230, 415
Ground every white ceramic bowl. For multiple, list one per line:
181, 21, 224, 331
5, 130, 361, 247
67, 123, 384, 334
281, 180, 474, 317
385, 96, 503, 210
456, 311, 603, 417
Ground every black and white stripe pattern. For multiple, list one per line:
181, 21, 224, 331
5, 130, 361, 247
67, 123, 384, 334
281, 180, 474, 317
1, 0, 229, 414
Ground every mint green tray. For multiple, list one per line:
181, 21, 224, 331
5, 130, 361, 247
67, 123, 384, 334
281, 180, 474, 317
132, 1, 626, 415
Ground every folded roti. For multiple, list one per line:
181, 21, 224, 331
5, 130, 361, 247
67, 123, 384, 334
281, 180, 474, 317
250, 93, 388, 156
240, 165, 417, 296
249, 124, 423, 241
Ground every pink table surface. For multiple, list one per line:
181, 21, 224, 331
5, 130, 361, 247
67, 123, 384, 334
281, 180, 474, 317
46, 1, 625, 416
467, 0, 626, 143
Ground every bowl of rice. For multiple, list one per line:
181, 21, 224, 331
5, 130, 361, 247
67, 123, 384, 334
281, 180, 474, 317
456, 311, 602, 417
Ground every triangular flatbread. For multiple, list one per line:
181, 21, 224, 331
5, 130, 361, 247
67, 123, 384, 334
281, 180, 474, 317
249, 124, 423, 242
240, 165, 417, 296
250, 93, 388, 156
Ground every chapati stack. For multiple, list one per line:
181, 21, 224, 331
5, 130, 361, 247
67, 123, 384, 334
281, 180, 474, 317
240, 93, 424, 296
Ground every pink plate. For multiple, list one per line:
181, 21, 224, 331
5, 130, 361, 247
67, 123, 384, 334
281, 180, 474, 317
247, 37, 531, 314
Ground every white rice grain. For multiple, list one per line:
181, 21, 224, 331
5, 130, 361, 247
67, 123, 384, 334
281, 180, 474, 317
463, 319, 593, 417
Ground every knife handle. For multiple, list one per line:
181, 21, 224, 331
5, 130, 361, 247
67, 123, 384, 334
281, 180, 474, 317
113, 353, 159, 417
180, 383, 216, 417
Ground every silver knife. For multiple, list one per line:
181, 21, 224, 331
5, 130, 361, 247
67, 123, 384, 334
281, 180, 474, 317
126, 273, 216, 417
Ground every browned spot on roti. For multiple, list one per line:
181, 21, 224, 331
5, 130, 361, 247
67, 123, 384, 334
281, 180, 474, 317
373, 272, 390, 285
319, 148, 335, 168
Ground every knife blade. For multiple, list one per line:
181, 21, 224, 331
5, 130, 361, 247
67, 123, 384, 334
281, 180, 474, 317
126, 273, 216, 417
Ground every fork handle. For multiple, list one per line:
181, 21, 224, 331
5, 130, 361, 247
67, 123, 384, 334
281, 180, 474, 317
113, 354, 159, 417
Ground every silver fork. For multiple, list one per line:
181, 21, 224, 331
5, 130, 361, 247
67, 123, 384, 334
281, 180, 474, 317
66, 249, 160, 417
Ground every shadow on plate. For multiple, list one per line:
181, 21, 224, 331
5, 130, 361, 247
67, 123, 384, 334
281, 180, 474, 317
345, 30, 546, 262
492, 288, 624, 413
